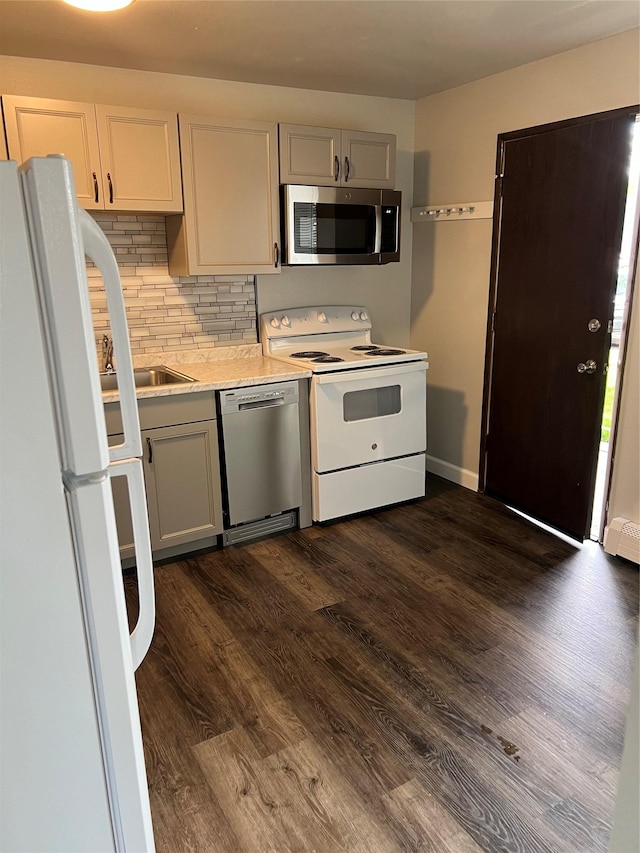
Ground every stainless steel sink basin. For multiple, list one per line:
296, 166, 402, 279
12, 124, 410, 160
100, 366, 195, 392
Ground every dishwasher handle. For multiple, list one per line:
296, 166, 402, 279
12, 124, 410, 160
238, 398, 286, 411
219, 381, 300, 416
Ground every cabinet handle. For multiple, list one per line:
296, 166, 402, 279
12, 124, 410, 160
274, 242, 279, 268
92, 172, 99, 203
344, 156, 350, 182
107, 172, 113, 204
334, 155, 340, 182
147, 437, 153, 464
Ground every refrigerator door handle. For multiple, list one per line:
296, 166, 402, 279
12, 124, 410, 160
110, 458, 155, 670
79, 208, 143, 463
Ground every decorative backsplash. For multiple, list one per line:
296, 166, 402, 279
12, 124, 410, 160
88, 214, 257, 357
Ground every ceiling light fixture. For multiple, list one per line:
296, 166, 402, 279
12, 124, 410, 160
63, 0, 133, 11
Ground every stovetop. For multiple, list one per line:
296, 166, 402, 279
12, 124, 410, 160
260, 306, 428, 373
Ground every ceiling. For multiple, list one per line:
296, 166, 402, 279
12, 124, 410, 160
0, 0, 638, 100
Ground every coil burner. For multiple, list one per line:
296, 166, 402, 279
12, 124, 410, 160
260, 306, 426, 374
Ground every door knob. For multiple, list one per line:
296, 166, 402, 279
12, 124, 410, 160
577, 360, 597, 374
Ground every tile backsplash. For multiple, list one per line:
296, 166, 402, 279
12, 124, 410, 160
88, 214, 257, 358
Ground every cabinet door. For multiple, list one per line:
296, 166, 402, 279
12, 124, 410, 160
143, 420, 223, 551
96, 104, 183, 212
342, 130, 396, 189
2, 95, 103, 209
169, 115, 280, 275
278, 123, 341, 186
341, 129, 396, 189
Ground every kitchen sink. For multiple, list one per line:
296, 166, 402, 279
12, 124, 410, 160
99, 366, 195, 392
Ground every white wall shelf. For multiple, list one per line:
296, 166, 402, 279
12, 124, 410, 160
411, 201, 493, 222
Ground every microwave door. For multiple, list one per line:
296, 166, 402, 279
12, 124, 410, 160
332, 197, 379, 264
291, 201, 378, 264
284, 185, 387, 265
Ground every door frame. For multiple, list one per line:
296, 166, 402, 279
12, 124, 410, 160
598, 140, 640, 539
478, 105, 639, 504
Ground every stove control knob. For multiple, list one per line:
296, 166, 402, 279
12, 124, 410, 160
317, 312, 327, 323
281, 315, 291, 327
359, 311, 368, 321
270, 317, 280, 328
351, 311, 359, 321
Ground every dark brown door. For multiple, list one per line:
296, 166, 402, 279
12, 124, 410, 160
481, 110, 635, 540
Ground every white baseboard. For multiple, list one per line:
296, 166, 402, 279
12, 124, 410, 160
426, 455, 479, 491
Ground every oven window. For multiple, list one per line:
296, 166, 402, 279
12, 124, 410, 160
343, 385, 401, 422
294, 202, 376, 254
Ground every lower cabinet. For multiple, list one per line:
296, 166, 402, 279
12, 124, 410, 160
106, 393, 223, 562
143, 420, 221, 551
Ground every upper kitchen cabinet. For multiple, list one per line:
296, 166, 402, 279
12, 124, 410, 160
166, 115, 280, 276
2, 95, 183, 212
94, 105, 182, 212
279, 124, 396, 189
3, 96, 102, 208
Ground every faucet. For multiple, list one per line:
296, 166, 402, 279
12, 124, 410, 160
102, 335, 115, 373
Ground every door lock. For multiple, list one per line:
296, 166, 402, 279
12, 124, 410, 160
587, 319, 601, 332
577, 360, 597, 374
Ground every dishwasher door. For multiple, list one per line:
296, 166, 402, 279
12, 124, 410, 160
219, 382, 303, 528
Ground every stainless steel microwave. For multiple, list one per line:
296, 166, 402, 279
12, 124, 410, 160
281, 185, 401, 265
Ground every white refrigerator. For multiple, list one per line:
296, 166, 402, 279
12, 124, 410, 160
0, 156, 156, 851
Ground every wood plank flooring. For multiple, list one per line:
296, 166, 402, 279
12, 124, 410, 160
125, 476, 639, 852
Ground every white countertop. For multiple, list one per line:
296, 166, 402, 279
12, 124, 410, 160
100, 344, 311, 403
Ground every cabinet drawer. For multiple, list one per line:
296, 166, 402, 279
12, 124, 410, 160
104, 391, 216, 435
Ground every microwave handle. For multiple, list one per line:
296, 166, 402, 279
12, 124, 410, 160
374, 203, 382, 254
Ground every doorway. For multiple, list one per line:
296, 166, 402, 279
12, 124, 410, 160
591, 117, 640, 539
479, 106, 638, 541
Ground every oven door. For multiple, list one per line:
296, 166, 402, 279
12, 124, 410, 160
310, 362, 427, 472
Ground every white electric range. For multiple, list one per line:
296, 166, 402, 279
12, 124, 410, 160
260, 306, 428, 522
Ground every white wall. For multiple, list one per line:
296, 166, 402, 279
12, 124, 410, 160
411, 28, 640, 491
0, 54, 415, 346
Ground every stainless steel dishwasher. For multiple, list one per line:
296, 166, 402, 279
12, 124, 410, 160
218, 381, 303, 544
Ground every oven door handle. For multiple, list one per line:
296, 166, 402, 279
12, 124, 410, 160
313, 361, 428, 385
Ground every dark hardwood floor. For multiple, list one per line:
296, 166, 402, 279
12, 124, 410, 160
125, 477, 639, 852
